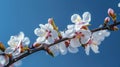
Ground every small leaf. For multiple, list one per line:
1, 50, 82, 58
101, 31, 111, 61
0, 42, 6, 52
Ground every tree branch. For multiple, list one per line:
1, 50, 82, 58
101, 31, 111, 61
4, 21, 120, 67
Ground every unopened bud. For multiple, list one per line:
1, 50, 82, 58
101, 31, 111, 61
48, 18, 53, 24
104, 17, 110, 23
108, 8, 116, 21
48, 18, 58, 31
108, 8, 114, 17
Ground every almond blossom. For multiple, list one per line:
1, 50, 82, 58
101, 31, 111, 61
34, 22, 58, 44
5, 32, 30, 57
84, 30, 110, 55
71, 12, 91, 31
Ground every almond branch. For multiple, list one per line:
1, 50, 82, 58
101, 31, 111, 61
4, 21, 120, 67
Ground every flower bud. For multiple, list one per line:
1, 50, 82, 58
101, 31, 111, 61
108, 8, 114, 17
104, 17, 110, 23
108, 8, 116, 21
48, 18, 58, 31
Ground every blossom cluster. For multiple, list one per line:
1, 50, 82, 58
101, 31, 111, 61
34, 12, 110, 56
0, 8, 118, 67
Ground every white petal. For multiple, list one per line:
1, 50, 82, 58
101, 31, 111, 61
68, 46, 79, 53
71, 14, 82, 23
82, 12, 91, 23
51, 30, 58, 39
65, 29, 75, 38
12, 48, 21, 56
8, 36, 19, 47
104, 30, 110, 37
5, 47, 15, 54
22, 37, 30, 46
0, 56, 6, 65
18, 32, 25, 40
36, 37, 46, 43
67, 24, 74, 29
85, 45, 90, 55
70, 38, 81, 48
58, 43, 67, 55
81, 30, 91, 44
47, 23, 53, 30
47, 37, 54, 44
34, 28, 46, 37
90, 44, 99, 53
39, 24, 47, 30
75, 25, 82, 31
49, 45, 59, 56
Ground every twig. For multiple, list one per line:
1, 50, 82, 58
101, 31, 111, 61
4, 21, 120, 67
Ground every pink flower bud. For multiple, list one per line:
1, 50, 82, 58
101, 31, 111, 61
104, 17, 110, 23
48, 18, 53, 24
108, 8, 114, 17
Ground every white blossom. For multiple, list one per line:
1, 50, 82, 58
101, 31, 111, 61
84, 30, 110, 55
5, 32, 30, 57
34, 23, 58, 44
71, 12, 91, 31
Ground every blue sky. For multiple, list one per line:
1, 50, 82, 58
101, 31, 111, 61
0, 0, 120, 67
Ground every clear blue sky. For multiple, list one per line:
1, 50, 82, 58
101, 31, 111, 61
0, 0, 120, 67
